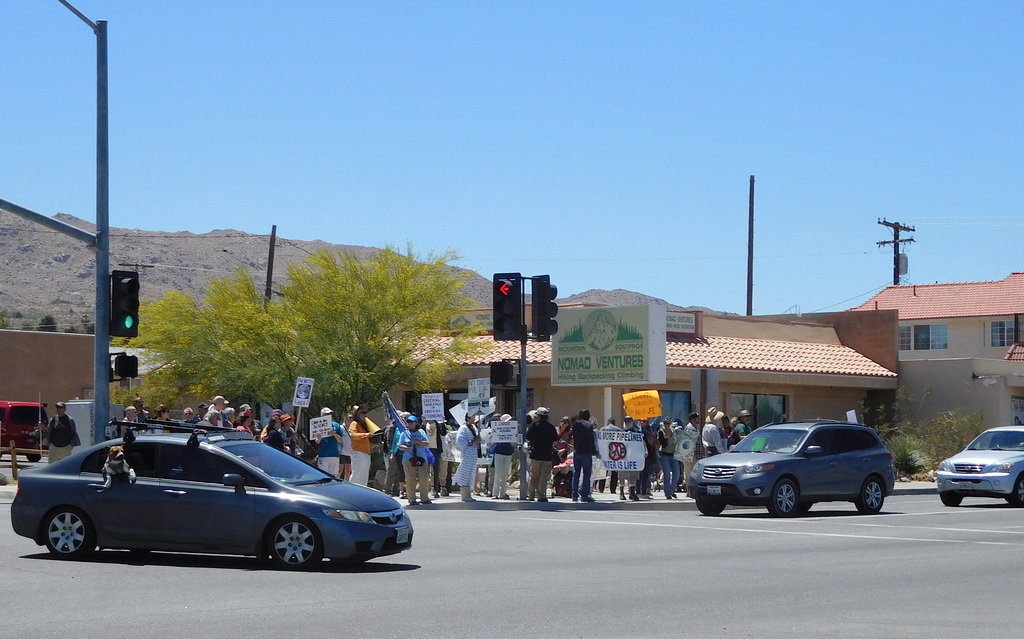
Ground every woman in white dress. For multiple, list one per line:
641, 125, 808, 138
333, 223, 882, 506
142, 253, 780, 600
453, 416, 482, 502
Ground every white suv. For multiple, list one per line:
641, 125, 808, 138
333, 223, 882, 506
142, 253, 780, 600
936, 426, 1024, 507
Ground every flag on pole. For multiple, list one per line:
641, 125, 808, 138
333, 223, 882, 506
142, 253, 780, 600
383, 391, 406, 455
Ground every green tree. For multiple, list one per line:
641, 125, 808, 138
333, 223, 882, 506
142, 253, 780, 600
132, 246, 483, 412
0, 310, 7, 329
38, 314, 58, 332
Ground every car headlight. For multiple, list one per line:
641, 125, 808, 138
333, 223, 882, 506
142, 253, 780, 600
323, 508, 373, 523
991, 462, 1013, 473
742, 463, 775, 474
938, 459, 953, 472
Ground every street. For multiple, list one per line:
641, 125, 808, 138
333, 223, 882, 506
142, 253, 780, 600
2, 493, 1022, 638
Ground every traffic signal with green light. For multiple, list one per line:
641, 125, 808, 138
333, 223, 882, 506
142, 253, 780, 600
110, 270, 140, 338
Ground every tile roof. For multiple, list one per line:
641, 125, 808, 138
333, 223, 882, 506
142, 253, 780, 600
850, 272, 1024, 321
1006, 344, 1024, 362
416, 335, 896, 378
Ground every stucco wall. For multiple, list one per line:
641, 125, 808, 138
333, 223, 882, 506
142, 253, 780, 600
0, 330, 95, 408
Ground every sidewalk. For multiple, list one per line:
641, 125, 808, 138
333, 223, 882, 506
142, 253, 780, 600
0, 481, 936, 507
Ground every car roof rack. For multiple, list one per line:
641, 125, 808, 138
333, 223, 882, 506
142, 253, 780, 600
110, 418, 253, 444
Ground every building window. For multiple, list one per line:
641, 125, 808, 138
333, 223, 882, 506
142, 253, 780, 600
898, 326, 911, 351
911, 324, 948, 350
992, 320, 1015, 348
730, 393, 786, 427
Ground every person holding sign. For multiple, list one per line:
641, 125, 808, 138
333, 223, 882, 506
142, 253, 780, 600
315, 407, 347, 477
398, 416, 432, 505
490, 414, 515, 500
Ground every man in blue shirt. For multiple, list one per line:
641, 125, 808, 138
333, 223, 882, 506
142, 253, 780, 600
316, 407, 347, 477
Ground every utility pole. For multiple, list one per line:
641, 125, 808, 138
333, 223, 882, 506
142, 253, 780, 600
746, 175, 754, 316
264, 225, 277, 305
877, 219, 915, 285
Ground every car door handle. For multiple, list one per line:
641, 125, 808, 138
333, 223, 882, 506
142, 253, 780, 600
829, 462, 838, 467
163, 490, 187, 496
86, 482, 107, 491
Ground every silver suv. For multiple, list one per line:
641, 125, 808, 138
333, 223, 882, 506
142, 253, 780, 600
688, 421, 895, 517
936, 426, 1024, 507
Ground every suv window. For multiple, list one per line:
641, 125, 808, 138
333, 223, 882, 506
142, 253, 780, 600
11, 405, 46, 424
804, 429, 833, 454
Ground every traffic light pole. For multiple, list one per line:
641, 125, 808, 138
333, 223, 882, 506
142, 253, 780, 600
518, 336, 529, 501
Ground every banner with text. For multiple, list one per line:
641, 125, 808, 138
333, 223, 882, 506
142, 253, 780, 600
622, 390, 662, 419
597, 428, 646, 472
551, 305, 667, 386
308, 415, 332, 440
421, 393, 445, 421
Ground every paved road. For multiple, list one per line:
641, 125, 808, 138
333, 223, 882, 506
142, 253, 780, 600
2, 493, 1022, 638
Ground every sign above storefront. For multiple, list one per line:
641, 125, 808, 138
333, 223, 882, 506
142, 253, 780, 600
551, 305, 667, 386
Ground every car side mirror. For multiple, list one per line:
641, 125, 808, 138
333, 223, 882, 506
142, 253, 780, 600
223, 473, 245, 495
804, 445, 823, 456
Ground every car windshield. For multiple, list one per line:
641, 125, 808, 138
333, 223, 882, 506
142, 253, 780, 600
966, 430, 1024, 451
731, 428, 806, 454
223, 442, 337, 485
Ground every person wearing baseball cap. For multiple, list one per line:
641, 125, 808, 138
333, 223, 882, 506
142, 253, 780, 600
314, 407, 347, 477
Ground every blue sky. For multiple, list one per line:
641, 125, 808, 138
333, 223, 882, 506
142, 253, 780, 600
3, 1, 1022, 315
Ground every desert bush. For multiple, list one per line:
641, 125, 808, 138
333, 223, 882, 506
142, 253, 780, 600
885, 435, 931, 477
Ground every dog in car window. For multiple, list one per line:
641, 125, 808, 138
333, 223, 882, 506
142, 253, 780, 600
102, 445, 138, 488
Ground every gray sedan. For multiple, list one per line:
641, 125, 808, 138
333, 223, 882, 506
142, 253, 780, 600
10, 431, 412, 569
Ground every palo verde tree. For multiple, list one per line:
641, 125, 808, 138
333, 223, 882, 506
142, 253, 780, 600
132, 245, 483, 412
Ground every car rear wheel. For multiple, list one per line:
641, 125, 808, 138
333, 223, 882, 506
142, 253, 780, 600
267, 517, 323, 570
26, 453, 41, 463
855, 476, 885, 514
767, 478, 799, 517
43, 507, 96, 559
1007, 474, 1024, 507
940, 491, 963, 507
695, 499, 726, 516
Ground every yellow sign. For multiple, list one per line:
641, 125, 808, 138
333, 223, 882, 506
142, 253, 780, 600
622, 390, 662, 419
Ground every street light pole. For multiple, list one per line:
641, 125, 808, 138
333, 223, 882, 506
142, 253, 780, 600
60, 1, 111, 442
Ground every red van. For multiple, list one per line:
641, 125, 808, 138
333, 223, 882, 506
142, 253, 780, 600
0, 401, 48, 462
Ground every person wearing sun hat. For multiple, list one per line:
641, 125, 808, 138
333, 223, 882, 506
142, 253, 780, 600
702, 407, 726, 457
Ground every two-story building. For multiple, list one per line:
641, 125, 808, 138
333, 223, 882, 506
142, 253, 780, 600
851, 272, 1024, 426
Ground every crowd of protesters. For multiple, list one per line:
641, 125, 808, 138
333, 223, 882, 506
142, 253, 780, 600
102, 395, 754, 504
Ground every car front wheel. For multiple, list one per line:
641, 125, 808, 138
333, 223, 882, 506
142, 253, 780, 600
855, 476, 885, 514
44, 507, 96, 559
1007, 474, 1024, 507
767, 478, 799, 517
695, 499, 726, 516
268, 517, 323, 570
940, 491, 963, 507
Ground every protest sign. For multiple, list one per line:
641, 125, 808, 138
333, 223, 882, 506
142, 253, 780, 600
597, 428, 646, 472
622, 390, 662, 419
421, 393, 445, 421
308, 415, 332, 440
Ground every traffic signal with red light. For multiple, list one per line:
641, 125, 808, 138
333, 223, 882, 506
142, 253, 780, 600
493, 273, 525, 341
531, 275, 558, 341
110, 270, 140, 338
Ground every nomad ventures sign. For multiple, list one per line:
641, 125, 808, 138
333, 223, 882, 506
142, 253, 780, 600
551, 306, 667, 386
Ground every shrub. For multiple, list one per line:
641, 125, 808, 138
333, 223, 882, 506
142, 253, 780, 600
885, 435, 931, 477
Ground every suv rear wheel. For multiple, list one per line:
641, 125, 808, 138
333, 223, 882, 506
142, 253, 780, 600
767, 478, 799, 517
855, 476, 885, 514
